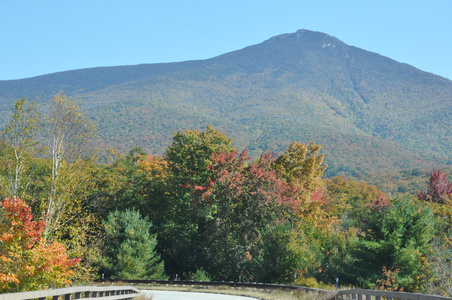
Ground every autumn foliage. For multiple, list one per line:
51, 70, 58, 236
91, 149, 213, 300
0, 198, 79, 293
1, 115, 451, 296
188, 149, 296, 280
417, 170, 452, 204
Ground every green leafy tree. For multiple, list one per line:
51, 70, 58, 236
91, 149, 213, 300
197, 149, 295, 281
100, 209, 166, 280
161, 125, 236, 276
420, 236, 452, 297
0, 96, 101, 282
165, 125, 235, 188
259, 223, 300, 283
45, 93, 94, 238
93, 148, 149, 216
0, 98, 41, 200
87, 149, 172, 279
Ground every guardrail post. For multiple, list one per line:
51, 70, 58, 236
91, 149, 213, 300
75, 292, 81, 299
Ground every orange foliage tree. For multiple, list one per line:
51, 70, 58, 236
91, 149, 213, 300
0, 198, 80, 293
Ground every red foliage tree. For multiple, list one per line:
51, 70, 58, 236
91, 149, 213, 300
192, 149, 297, 280
0, 198, 80, 293
417, 170, 452, 204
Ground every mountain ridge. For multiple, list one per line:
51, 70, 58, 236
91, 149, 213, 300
0, 29, 451, 178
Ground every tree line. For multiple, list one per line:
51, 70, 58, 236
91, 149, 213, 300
0, 95, 451, 297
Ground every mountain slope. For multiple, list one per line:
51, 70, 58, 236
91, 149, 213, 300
0, 29, 451, 177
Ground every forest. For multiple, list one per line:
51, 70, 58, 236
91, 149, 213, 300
0, 95, 451, 297
2, 29, 451, 181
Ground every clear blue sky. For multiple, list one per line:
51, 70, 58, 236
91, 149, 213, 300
1, 0, 451, 81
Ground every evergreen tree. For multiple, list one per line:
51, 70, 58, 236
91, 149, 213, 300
348, 196, 434, 291
100, 209, 166, 280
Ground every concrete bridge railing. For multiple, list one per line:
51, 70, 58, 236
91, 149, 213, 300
0, 285, 139, 300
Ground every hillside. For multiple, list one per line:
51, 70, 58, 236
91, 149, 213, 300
0, 29, 451, 177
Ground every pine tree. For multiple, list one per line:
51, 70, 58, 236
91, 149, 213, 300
100, 209, 166, 280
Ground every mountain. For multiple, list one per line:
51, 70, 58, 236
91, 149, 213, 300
0, 29, 451, 177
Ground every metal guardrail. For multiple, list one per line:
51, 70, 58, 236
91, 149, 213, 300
6, 280, 448, 300
335, 289, 451, 300
0, 285, 140, 300
95, 278, 335, 298
93, 279, 452, 300
94, 278, 328, 293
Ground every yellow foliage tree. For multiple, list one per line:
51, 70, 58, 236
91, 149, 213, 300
274, 142, 327, 201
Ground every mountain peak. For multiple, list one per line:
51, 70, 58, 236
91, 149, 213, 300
268, 29, 342, 51
294, 29, 313, 37
0, 30, 450, 178
271, 29, 334, 40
